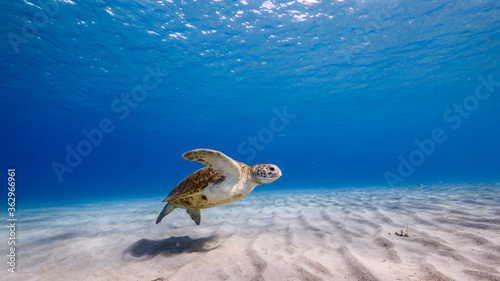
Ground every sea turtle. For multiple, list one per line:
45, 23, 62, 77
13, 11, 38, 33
156, 148, 282, 225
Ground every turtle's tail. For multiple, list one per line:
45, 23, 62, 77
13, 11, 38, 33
156, 203, 176, 224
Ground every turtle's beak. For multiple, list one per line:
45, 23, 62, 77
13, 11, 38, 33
271, 166, 282, 179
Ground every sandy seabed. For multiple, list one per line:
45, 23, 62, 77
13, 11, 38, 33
2, 184, 500, 281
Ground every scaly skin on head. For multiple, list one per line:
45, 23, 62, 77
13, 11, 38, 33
251, 164, 282, 185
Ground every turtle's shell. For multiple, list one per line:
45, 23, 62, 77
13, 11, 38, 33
164, 166, 226, 202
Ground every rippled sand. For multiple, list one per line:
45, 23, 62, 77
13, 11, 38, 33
3, 184, 500, 281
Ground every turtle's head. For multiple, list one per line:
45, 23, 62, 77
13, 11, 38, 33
250, 164, 282, 185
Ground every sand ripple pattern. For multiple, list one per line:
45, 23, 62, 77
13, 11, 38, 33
2, 184, 500, 280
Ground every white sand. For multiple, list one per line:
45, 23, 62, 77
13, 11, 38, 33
2, 184, 500, 281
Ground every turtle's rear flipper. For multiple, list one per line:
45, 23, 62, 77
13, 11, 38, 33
156, 203, 176, 224
186, 209, 201, 225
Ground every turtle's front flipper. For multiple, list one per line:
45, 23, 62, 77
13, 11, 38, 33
156, 203, 176, 224
182, 149, 242, 181
186, 209, 201, 225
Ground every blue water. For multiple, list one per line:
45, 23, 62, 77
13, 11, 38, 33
1, 0, 499, 204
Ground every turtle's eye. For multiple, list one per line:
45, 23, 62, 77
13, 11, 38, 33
270, 167, 275, 171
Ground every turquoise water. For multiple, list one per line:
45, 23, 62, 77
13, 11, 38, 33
1, 0, 500, 204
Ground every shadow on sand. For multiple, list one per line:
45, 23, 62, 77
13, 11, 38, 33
124, 235, 219, 259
